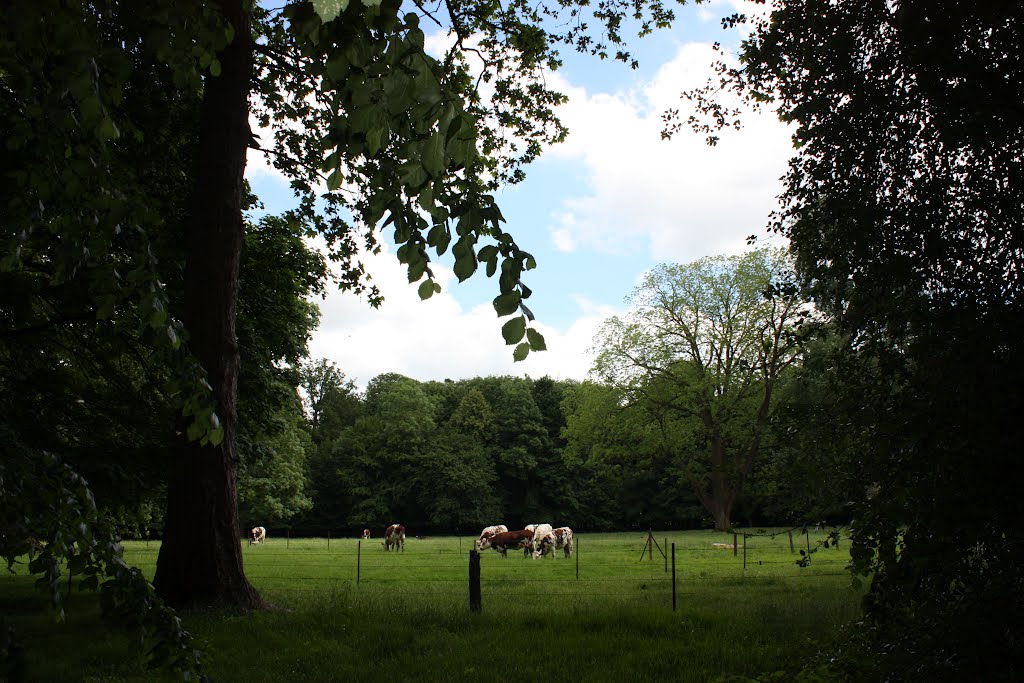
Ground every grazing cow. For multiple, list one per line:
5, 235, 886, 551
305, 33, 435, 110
250, 526, 266, 545
475, 524, 509, 550
522, 524, 542, 557
529, 524, 556, 559
384, 523, 405, 552
537, 526, 574, 559
361, 529, 371, 540
477, 529, 535, 558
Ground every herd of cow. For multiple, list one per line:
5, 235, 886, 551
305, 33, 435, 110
475, 523, 574, 559
248, 522, 573, 559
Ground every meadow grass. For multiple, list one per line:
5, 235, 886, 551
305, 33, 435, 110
0, 529, 864, 682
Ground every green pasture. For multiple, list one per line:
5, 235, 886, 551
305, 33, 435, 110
1, 529, 866, 682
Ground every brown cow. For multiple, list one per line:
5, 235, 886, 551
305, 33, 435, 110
476, 529, 534, 558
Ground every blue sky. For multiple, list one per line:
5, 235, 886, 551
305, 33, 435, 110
247, 0, 793, 391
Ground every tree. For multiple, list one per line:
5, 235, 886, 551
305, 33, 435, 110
674, 1, 1024, 677
592, 249, 805, 531
561, 381, 703, 529
4, 0, 690, 610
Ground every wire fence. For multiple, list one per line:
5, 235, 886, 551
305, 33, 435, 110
116, 528, 856, 612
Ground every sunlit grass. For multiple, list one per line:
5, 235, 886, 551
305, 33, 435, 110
1, 529, 863, 682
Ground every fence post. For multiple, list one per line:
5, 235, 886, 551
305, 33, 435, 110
357, 540, 361, 585
469, 550, 481, 612
788, 529, 794, 553
671, 542, 676, 611
742, 534, 747, 576
664, 538, 668, 573
576, 535, 579, 580
805, 528, 811, 557
733, 532, 738, 557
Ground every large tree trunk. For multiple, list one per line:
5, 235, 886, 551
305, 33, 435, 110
154, 1, 264, 611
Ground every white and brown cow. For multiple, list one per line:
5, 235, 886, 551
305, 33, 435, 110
249, 526, 266, 545
475, 524, 509, 550
522, 524, 542, 557
552, 526, 574, 558
476, 529, 535, 558
361, 529, 371, 540
529, 524, 555, 558
384, 523, 405, 552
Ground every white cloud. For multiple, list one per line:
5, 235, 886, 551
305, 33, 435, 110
306, 240, 609, 391
543, 42, 793, 265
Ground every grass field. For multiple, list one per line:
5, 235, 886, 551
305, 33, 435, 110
1, 528, 866, 682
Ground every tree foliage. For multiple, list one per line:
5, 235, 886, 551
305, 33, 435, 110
591, 248, 806, 530
674, 1, 1024, 677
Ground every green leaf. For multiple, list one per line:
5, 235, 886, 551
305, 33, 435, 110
452, 237, 477, 282
421, 132, 445, 176
492, 291, 520, 316
526, 327, 547, 351
366, 125, 388, 155
312, 0, 349, 23
513, 342, 530, 361
209, 59, 222, 77
501, 315, 527, 345
417, 279, 435, 300
326, 169, 343, 191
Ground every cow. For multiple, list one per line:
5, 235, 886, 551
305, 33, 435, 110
475, 524, 509, 550
361, 529, 371, 540
529, 524, 555, 558
384, 523, 405, 552
535, 526, 573, 558
476, 529, 535, 558
553, 527, 574, 558
522, 524, 541, 557
249, 526, 266, 545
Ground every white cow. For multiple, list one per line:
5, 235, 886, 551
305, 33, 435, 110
475, 524, 509, 550
361, 529, 371, 540
529, 523, 554, 559
250, 526, 266, 545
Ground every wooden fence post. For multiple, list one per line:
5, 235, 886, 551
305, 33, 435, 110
742, 534, 747, 575
357, 540, 361, 585
671, 542, 677, 611
805, 528, 811, 557
733, 532, 738, 556
469, 550, 481, 612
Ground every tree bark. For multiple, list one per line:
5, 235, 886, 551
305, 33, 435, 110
154, 1, 264, 611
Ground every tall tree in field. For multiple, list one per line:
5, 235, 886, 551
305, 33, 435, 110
592, 249, 805, 531
672, 1, 1023, 676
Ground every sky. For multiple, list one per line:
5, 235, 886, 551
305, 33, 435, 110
246, 0, 794, 392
